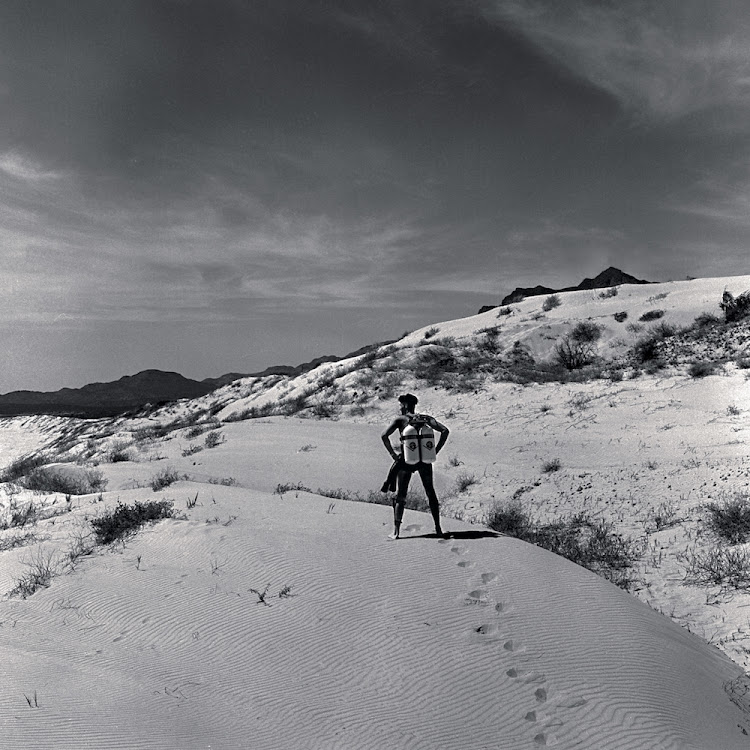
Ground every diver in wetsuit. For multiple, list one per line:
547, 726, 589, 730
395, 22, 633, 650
381, 393, 450, 539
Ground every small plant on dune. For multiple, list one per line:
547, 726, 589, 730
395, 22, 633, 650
9, 549, 59, 599
204, 430, 226, 448
423, 326, 440, 340
90, 499, 174, 545
639, 309, 665, 322
9, 502, 38, 528
683, 546, 750, 591
599, 286, 619, 299
497, 306, 514, 316
249, 584, 272, 606
688, 360, 717, 378
613, 311, 628, 322
486, 501, 534, 538
486, 504, 640, 589
704, 493, 750, 545
0, 453, 50, 483
107, 441, 132, 463
274, 482, 313, 497
728, 404, 741, 416
455, 472, 478, 493
541, 458, 562, 473
24, 467, 107, 495
542, 294, 561, 312
150, 468, 183, 492
181, 443, 203, 457
554, 321, 602, 370
693, 311, 720, 330
0, 531, 38, 551
208, 476, 237, 486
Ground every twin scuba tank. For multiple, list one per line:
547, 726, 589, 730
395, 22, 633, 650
401, 415, 437, 465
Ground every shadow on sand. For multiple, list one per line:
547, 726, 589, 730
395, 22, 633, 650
401, 530, 501, 541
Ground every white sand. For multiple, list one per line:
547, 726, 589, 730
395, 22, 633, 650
2, 274, 750, 748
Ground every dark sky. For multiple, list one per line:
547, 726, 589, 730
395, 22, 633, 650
2, 0, 749, 390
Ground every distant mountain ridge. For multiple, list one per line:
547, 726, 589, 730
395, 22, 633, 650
0, 370, 219, 418
478, 267, 652, 313
0, 339, 399, 418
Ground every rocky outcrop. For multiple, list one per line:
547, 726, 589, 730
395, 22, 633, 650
479, 267, 652, 312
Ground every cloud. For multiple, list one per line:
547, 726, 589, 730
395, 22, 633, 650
0, 151, 61, 182
486, 0, 750, 122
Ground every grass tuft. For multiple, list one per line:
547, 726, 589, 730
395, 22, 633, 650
91, 499, 174, 545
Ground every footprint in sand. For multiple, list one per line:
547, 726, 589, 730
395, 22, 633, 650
480, 572, 498, 584
404, 524, 422, 532
450, 545, 468, 555
495, 602, 513, 614
507, 668, 546, 684
457, 560, 476, 569
503, 639, 525, 654
535, 687, 547, 703
466, 588, 489, 603
534, 731, 555, 746
473, 623, 500, 636
555, 695, 588, 709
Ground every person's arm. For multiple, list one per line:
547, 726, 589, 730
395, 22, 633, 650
427, 417, 450, 454
381, 419, 403, 461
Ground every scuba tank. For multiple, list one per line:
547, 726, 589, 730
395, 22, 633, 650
401, 415, 437, 465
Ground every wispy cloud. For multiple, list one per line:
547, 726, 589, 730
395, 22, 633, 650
487, 1, 750, 122
0, 151, 61, 182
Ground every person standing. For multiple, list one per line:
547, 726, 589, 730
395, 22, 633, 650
381, 393, 450, 539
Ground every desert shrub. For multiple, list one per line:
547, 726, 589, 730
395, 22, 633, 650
275, 482, 313, 496
554, 322, 601, 370
486, 501, 534, 538
632, 334, 663, 364
185, 424, 210, 439
688, 361, 717, 378
150, 467, 183, 492
181, 444, 203, 457
91, 499, 174, 545
412, 345, 459, 385
694, 312, 720, 329
107, 441, 132, 463
376, 372, 404, 400
423, 327, 440, 340
9, 550, 58, 599
704, 493, 750, 544
651, 322, 677, 339
613, 311, 628, 322
720, 290, 750, 323
0, 453, 49, 483
683, 546, 750, 591
309, 400, 341, 419
204, 430, 225, 448
541, 458, 561, 473
542, 295, 561, 312
132, 424, 171, 442
477, 326, 502, 355
455, 472, 478, 493
736, 357, 750, 370
639, 309, 665, 322
599, 287, 618, 298
487, 505, 640, 589
497, 306, 513, 316
24, 467, 107, 495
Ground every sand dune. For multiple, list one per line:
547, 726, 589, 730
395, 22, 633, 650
3, 275, 750, 747
1, 482, 748, 749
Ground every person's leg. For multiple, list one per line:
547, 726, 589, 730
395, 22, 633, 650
418, 464, 444, 536
390, 468, 412, 539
